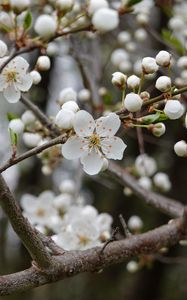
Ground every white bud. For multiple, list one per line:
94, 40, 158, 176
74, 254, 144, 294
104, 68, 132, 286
134, 28, 147, 42
36, 56, 51, 71
126, 42, 136, 53
153, 172, 171, 192
41, 165, 52, 175
58, 88, 77, 104
111, 48, 129, 67
117, 31, 131, 44
135, 154, 157, 177
142, 57, 159, 74
21, 110, 36, 125
30, 70, 41, 85
128, 215, 143, 231
92, 8, 119, 32
78, 89, 91, 102
88, 0, 108, 14
138, 176, 152, 190
126, 261, 139, 273
46, 42, 59, 57
152, 123, 166, 137
56, 0, 74, 11
136, 13, 149, 25
156, 50, 171, 67
168, 17, 184, 31
112, 72, 127, 89
34, 15, 57, 39
177, 56, 187, 69
61, 101, 79, 113
123, 187, 133, 196
140, 91, 150, 101
119, 60, 132, 73
10, 0, 30, 12
9, 119, 24, 134
164, 100, 184, 120
179, 240, 187, 246
124, 93, 143, 112
155, 76, 171, 92
55, 109, 75, 129
127, 75, 140, 89
59, 179, 75, 194
174, 140, 187, 157
23, 133, 42, 148
0, 40, 7, 58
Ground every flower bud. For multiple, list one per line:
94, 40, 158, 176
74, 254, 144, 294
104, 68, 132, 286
41, 165, 52, 175
92, 8, 119, 32
142, 57, 159, 74
46, 42, 59, 57
124, 93, 143, 112
30, 70, 42, 85
153, 172, 171, 192
59, 179, 75, 194
111, 48, 129, 67
127, 75, 140, 89
117, 31, 131, 44
128, 215, 143, 231
174, 140, 187, 157
9, 119, 24, 134
140, 91, 150, 101
78, 89, 91, 102
0, 40, 7, 58
56, 0, 74, 11
156, 50, 171, 67
177, 56, 187, 69
10, 0, 30, 13
138, 176, 152, 190
55, 109, 75, 129
152, 123, 166, 137
126, 261, 139, 273
88, 0, 108, 15
58, 88, 77, 104
155, 76, 171, 92
36, 56, 51, 71
164, 100, 184, 120
23, 133, 42, 148
61, 101, 79, 113
134, 28, 147, 42
135, 154, 157, 177
123, 187, 133, 196
21, 110, 36, 125
112, 72, 127, 89
34, 15, 57, 39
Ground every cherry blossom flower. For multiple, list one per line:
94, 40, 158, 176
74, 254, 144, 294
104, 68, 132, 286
62, 110, 127, 175
0, 56, 33, 103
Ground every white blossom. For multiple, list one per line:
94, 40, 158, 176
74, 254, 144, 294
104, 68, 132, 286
124, 93, 143, 112
127, 75, 140, 89
88, 0, 109, 15
142, 57, 159, 74
112, 72, 127, 89
36, 56, 51, 71
152, 123, 166, 137
92, 8, 119, 32
21, 110, 36, 125
164, 100, 184, 120
34, 15, 57, 39
61, 101, 79, 113
55, 109, 75, 129
135, 154, 157, 177
23, 132, 42, 148
58, 87, 77, 104
153, 172, 171, 192
128, 215, 143, 231
30, 70, 42, 85
62, 110, 127, 175
0, 56, 32, 103
10, 0, 30, 12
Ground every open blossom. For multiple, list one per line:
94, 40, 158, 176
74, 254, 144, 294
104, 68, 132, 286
0, 56, 32, 103
62, 110, 127, 175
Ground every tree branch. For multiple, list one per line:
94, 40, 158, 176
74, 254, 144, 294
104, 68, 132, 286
108, 162, 184, 218
0, 175, 52, 269
0, 212, 186, 296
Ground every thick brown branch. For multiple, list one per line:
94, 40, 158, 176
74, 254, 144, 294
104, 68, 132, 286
108, 162, 184, 218
0, 214, 186, 296
0, 175, 51, 269
0, 134, 67, 173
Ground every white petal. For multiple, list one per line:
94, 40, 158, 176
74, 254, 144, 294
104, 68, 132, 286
74, 110, 95, 137
0, 74, 8, 91
3, 84, 21, 103
96, 113, 121, 137
80, 149, 104, 175
62, 136, 86, 160
11, 56, 29, 73
101, 136, 127, 159
16, 74, 33, 92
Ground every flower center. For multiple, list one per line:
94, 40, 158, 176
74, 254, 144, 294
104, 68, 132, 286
89, 134, 100, 148
78, 235, 90, 246
36, 208, 46, 217
5, 71, 17, 83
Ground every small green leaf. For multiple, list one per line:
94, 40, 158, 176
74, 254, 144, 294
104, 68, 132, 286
9, 128, 18, 146
162, 29, 184, 55
141, 112, 161, 124
23, 11, 32, 31
127, 0, 143, 7
7, 113, 19, 122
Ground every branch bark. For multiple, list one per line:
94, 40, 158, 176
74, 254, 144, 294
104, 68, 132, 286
0, 175, 51, 269
0, 212, 186, 296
